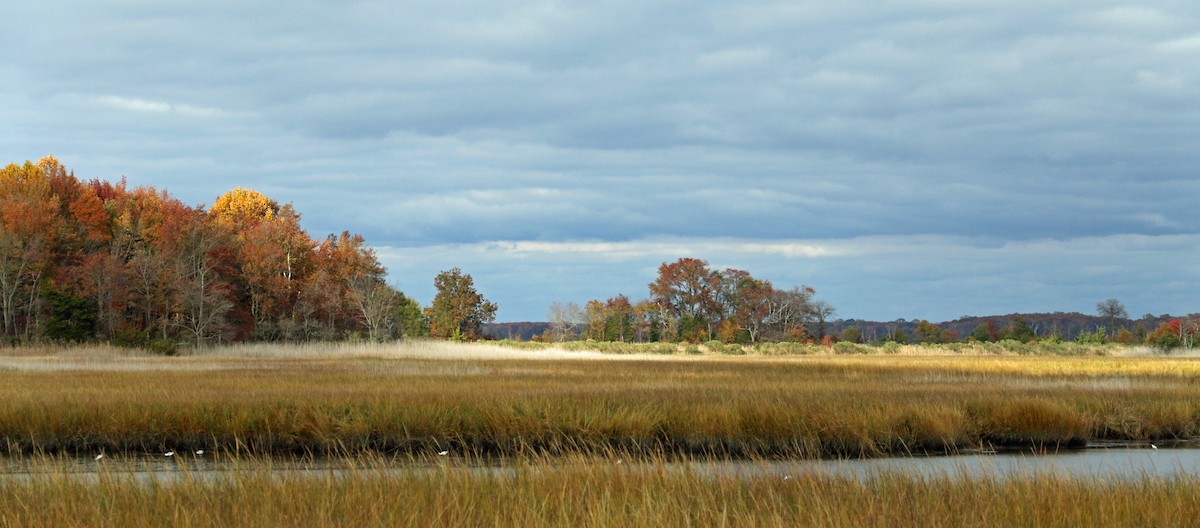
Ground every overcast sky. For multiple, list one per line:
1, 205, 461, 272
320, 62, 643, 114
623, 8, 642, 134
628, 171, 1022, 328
3, 1, 1197, 322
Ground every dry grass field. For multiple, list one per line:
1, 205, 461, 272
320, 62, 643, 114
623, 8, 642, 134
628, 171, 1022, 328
3, 341, 1200, 527
2, 341, 1198, 458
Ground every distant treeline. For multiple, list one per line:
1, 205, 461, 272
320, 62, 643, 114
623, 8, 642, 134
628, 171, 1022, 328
831, 312, 1194, 345
490, 312, 1198, 349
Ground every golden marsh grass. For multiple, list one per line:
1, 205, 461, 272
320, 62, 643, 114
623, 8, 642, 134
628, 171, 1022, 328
2, 341, 1198, 458
3, 453, 1200, 527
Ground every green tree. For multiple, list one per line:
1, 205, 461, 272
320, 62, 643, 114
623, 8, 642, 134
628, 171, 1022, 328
393, 292, 428, 338
42, 284, 97, 342
886, 327, 910, 344
602, 295, 635, 342
840, 326, 862, 344
428, 268, 497, 341
1004, 316, 1036, 343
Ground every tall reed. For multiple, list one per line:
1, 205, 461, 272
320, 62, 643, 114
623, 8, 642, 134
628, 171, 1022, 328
2, 453, 1199, 527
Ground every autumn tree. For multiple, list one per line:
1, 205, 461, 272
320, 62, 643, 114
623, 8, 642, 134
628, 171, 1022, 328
913, 320, 954, 344
0, 160, 63, 338
1146, 318, 1199, 350
301, 231, 389, 339
428, 268, 497, 341
210, 187, 279, 223
645, 258, 827, 343
649, 258, 720, 341
212, 188, 314, 340
168, 209, 237, 347
717, 269, 773, 343
584, 295, 634, 342
0, 157, 416, 347
631, 300, 661, 343
968, 322, 999, 342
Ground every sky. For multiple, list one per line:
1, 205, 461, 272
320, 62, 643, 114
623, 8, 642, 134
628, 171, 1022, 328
3, 1, 1197, 323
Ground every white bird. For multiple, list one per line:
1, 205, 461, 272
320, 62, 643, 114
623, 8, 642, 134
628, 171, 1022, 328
437, 450, 449, 456
1151, 444, 1158, 450
196, 450, 204, 455
95, 453, 104, 461
164, 451, 175, 457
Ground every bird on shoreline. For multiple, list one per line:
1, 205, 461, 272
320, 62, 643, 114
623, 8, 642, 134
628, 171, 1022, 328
95, 453, 103, 461
165, 451, 175, 457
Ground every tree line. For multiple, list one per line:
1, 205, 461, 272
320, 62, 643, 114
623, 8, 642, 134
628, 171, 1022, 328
0, 157, 497, 350
541, 257, 836, 344
776, 301, 1197, 350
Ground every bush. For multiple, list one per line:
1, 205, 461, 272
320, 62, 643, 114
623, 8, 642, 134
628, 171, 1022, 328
703, 340, 746, 355
1075, 328, 1108, 345
147, 339, 178, 356
112, 326, 177, 355
833, 342, 870, 355
996, 339, 1026, 353
113, 326, 151, 349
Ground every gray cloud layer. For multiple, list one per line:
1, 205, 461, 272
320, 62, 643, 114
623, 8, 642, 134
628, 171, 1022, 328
3, 1, 1197, 321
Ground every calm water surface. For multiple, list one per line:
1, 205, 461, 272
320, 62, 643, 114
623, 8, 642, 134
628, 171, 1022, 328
4, 445, 1199, 482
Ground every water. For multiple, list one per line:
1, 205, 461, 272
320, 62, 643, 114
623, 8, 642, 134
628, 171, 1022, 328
4, 445, 1200, 483
721, 446, 1200, 482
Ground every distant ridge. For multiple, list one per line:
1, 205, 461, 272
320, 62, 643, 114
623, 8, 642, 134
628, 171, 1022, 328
487, 312, 1192, 342
831, 312, 1179, 343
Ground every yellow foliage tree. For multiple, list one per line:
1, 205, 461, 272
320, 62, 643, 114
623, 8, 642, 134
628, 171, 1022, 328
210, 187, 279, 225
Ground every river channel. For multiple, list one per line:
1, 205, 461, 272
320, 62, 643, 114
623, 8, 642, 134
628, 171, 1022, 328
3, 442, 1199, 483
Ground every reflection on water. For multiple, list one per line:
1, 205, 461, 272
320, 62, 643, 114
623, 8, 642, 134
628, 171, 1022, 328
3, 445, 1200, 483
737, 446, 1200, 481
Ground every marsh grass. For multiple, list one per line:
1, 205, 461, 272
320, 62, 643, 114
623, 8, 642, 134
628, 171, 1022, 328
2, 343, 1199, 459
3, 452, 1200, 527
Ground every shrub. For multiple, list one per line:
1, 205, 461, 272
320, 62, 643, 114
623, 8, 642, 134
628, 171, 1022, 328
833, 342, 870, 355
1075, 328, 1108, 345
147, 339, 178, 356
113, 326, 150, 349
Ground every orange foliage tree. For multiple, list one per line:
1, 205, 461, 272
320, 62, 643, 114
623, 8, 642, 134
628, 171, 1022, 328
0, 156, 422, 347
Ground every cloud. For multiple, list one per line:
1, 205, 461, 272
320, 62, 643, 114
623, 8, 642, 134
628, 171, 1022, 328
3, 1, 1197, 322
375, 233, 1200, 322
96, 95, 232, 118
